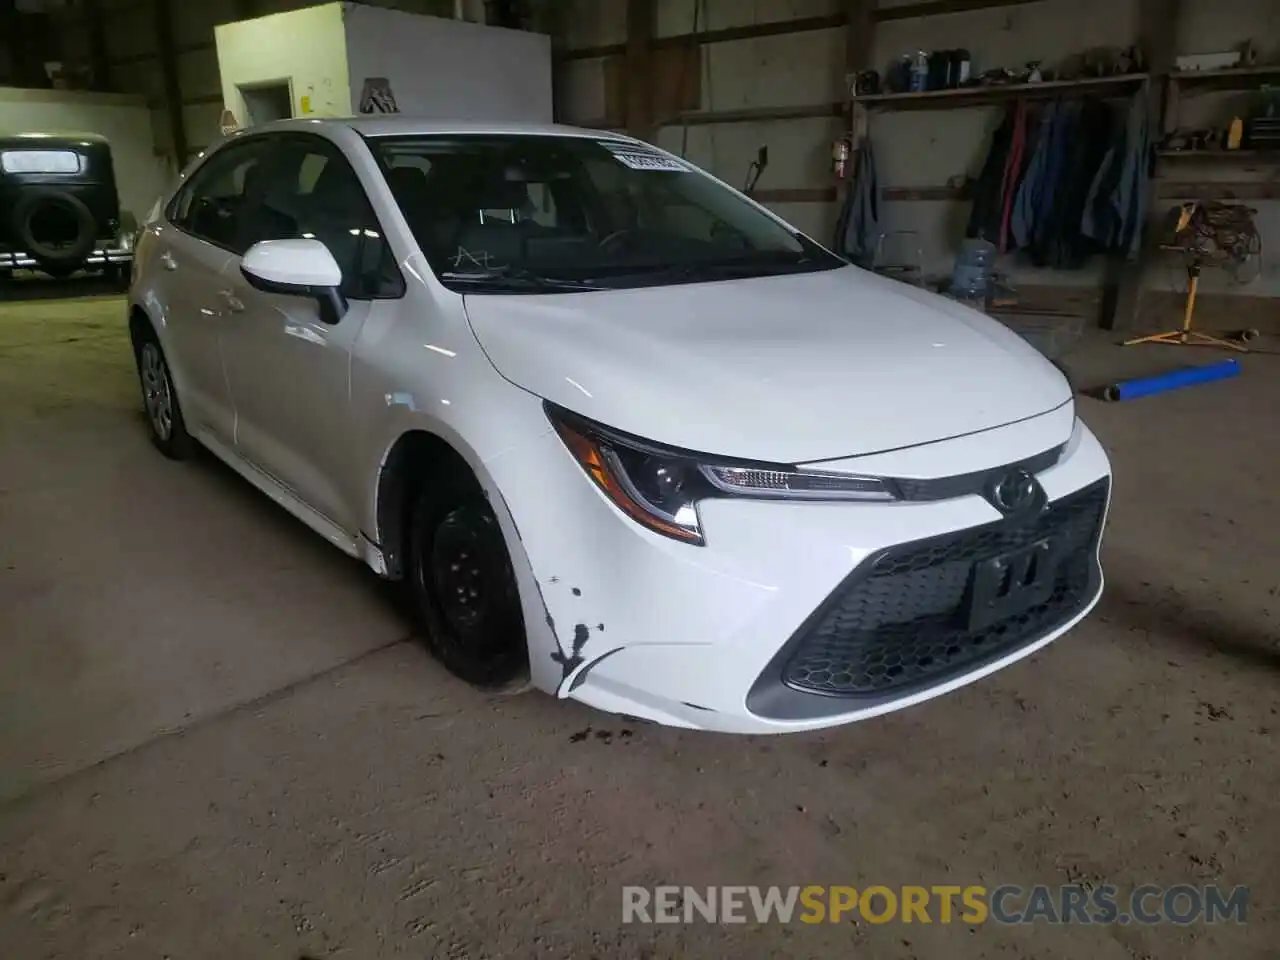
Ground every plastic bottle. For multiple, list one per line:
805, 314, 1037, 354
950, 239, 997, 306
910, 51, 930, 92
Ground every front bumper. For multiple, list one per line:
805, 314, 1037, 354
0, 244, 132, 271
490, 407, 1111, 734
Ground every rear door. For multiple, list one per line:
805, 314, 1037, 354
216, 132, 405, 534
157, 137, 273, 443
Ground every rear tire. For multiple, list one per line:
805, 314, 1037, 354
134, 327, 193, 460
405, 475, 529, 690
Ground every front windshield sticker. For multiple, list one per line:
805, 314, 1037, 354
602, 143, 690, 173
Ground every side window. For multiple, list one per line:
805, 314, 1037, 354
252, 136, 404, 300
168, 139, 270, 253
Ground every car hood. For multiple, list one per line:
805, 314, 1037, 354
462, 265, 1072, 464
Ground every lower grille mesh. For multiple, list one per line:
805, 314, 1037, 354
782, 480, 1108, 698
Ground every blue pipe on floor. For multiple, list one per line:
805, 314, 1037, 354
1103, 358, 1242, 402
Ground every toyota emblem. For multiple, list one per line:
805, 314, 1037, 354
991, 469, 1037, 514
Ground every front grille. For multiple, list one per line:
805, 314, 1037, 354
780, 479, 1108, 699
892, 443, 1064, 502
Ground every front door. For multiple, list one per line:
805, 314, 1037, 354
217, 133, 404, 535
157, 137, 273, 443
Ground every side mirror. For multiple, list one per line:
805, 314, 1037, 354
240, 238, 347, 324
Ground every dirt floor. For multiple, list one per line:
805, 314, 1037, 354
0, 282, 1276, 960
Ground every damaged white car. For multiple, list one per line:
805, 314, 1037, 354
129, 118, 1111, 733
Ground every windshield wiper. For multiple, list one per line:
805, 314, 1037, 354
439, 265, 605, 292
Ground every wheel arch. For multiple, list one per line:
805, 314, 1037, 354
371, 424, 562, 695
375, 428, 478, 580
127, 302, 152, 355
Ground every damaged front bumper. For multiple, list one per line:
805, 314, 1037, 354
489, 405, 1111, 734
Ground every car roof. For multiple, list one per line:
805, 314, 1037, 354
0, 131, 109, 145
233, 116, 632, 142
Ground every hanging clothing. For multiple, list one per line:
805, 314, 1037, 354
1082, 92, 1153, 258
834, 140, 880, 267
966, 104, 1019, 245
997, 99, 1031, 252
1029, 98, 1114, 269
1011, 101, 1058, 249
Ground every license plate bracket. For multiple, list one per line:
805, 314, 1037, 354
967, 538, 1059, 631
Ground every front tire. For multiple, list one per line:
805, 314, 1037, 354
406, 478, 529, 690
135, 331, 193, 460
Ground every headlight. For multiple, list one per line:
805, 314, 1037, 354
546, 403, 898, 545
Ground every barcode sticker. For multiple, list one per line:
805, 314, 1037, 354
602, 144, 689, 173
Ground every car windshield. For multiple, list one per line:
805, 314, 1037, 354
366, 134, 844, 293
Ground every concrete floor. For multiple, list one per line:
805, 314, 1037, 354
0, 286, 1276, 959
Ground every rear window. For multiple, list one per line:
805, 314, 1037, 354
1, 150, 83, 175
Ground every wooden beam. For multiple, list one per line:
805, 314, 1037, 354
876, 0, 1046, 22
153, 0, 189, 164
624, 0, 655, 140
666, 103, 845, 126
752, 187, 839, 204
85, 0, 112, 91
558, 0, 1050, 62
1156, 181, 1280, 201
1106, 0, 1181, 332
0, 0, 21, 86
654, 14, 844, 53
844, 0, 874, 77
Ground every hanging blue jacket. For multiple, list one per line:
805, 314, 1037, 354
1082, 92, 1151, 257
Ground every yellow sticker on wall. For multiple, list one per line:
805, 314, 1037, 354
300, 95, 312, 114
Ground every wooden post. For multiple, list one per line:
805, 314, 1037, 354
153, 0, 189, 165
625, 0, 655, 141
85, 0, 111, 91
0, 0, 21, 87
1106, 0, 1181, 331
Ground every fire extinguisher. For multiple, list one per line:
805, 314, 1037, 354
832, 137, 852, 179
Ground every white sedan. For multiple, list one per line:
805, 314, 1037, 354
128, 118, 1111, 734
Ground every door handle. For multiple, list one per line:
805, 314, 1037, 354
160, 251, 178, 271
219, 289, 245, 313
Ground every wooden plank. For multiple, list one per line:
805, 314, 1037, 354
751, 187, 839, 203
844, 0, 875, 87
154, 0, 189, 164
1169, 63, 1280, 91
652, 14, 844, 52
0, 0, 22, 86
558, 1, 1050, 61
876, 0, 1046, 21
1107, 0, 1180, 332
856, 72, 1148, 111
881, 183, 972, 201
1140, 290, 1280, 334
624, 0, 655, 140
669, 103, 845, 126
1156, 181, 1280, 200
1157, 150, 1280, 163
560, 42, 627, 62
85, 0, 112, 91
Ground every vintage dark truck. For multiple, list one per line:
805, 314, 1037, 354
0, 132, 135, 283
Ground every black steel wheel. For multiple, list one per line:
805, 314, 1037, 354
407, 482, 529, 689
